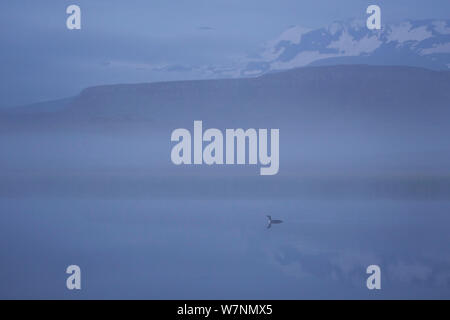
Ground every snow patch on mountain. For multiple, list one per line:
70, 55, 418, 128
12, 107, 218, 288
236, 19, 450, 76
260, 26, 311, 61
270, 51, 336, 70
421, 43, 450, 55
328, 32, 382, 55
433, 20, 450, 35
149, 19, 450, 78
272, 25, 311, 44
387, 22, 433, 44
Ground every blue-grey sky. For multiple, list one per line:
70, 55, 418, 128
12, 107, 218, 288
1, 0, 449, 107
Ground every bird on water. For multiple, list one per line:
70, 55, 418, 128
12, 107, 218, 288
266, 215, 283, 229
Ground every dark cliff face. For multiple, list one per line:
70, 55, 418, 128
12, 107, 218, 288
2, 65, 450, 132
69, 65, 450, 125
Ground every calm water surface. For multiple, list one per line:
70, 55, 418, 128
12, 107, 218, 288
1, 196, 449, 299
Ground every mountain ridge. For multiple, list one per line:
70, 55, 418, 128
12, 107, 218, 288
2, 65, 450, 123
210, 19, 450, 77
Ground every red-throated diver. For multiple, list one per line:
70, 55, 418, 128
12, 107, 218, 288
267, 215, 283, 229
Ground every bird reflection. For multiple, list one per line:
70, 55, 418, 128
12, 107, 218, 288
266, 215, 283, 229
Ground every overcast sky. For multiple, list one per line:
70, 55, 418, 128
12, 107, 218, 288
1, 0, 449, 107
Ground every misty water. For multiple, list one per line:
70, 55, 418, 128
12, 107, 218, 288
1, 190, 450, 299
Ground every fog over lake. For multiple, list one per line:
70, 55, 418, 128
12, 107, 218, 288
1, 66, 449, 299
